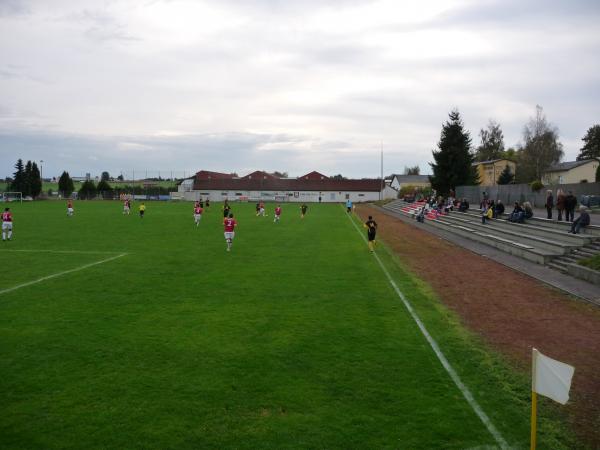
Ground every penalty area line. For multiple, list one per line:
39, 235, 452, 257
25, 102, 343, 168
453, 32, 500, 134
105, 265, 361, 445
0, 253, 128, 296
344, 209, 509, 450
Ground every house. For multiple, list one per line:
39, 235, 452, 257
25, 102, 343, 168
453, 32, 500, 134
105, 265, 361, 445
388, 175, 430, 191
175, 170, 397, 202
473, 159, 516, 186
542, 159, 600, 185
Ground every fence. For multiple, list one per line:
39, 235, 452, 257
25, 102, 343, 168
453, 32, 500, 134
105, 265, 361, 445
456, 182, 600, 208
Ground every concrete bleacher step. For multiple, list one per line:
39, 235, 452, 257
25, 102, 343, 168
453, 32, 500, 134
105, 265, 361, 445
431, 218, 558, 264
439, 215, 576, 255
506, 215, 600, 237
452, 211, 596, 245
547, 262, 569, 273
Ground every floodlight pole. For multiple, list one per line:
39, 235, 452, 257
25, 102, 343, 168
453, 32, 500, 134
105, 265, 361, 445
380, 141, 384, 201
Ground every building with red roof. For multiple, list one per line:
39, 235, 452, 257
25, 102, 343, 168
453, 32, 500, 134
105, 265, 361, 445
176, 170, 397, 203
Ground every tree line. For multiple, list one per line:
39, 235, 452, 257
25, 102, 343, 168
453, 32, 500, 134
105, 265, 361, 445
8, 159, 42, 198
429, 105, 600, 195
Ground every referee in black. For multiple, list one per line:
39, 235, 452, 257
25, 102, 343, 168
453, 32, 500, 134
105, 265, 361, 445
364, 215, 378, 252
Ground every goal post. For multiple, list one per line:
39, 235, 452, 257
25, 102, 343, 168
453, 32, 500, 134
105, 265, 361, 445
2, 192, 23, 203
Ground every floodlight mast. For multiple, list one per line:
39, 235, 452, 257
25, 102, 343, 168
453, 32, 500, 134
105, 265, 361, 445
379, 141, 384, 201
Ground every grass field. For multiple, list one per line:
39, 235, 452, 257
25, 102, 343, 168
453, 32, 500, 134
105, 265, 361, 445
0, 201, 576, 449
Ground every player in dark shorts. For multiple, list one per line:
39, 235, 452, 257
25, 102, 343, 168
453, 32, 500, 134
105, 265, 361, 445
223, 203, 231, 218
364, 215, 378, 251
300, 203, 308, 219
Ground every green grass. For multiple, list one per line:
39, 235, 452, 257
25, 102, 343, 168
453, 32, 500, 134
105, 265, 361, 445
0, 180, 177, 194
578, 254, 600, 271
0, 201, 578, 449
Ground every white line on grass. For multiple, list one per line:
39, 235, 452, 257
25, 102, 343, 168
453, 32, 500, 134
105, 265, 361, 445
345, 210, 509, 450
0, 253, 128, 296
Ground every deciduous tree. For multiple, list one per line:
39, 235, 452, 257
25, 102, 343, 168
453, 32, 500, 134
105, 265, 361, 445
475, 120, 505, 162
576, 124, 600, 161
515, 105, 563, 183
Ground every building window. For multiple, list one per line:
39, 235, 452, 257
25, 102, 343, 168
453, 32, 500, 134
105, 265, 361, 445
358, 194, 365, 197
235, 192, 243, 196
221, 192, 228, 196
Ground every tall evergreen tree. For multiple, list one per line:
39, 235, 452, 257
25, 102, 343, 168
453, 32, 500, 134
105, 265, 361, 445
23, 160, 33, 196
101, 171, 111, 181
78, 180, 97, 200
429, 110, 478, 194
576, 124, 600, 161
58, 171, 75, 197
403, 165, 420, 175
10, 159, 26, 193
30, 162, 42, 198
475, 119, 505, 162
497, 165, 514, 185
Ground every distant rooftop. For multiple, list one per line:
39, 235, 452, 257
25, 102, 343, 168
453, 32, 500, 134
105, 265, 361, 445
545, 159, 599, 173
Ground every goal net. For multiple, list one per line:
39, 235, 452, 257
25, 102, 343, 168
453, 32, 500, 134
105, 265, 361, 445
2, 192, 22, 203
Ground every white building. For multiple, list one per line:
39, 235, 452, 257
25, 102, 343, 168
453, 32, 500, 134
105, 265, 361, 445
174, 170, 397, 202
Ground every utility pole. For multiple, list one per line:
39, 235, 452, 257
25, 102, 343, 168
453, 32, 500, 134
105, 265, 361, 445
380, 142, 384, 201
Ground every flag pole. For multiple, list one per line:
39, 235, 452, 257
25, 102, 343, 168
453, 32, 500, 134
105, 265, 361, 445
531, 348, 538, 450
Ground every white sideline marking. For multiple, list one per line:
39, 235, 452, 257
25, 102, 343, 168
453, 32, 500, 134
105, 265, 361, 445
345, 211, 509, 450
0, 253, 128, 295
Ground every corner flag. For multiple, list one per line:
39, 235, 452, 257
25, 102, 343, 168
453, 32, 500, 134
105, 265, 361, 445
530, 348, 575, 449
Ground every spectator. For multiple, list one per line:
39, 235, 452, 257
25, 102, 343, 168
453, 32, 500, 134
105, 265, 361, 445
508, 202, 524, 222
495, 200, 505, 218
565, 191, 577, 222
459, 198, 470, 212
569, 206, 591, 234
545, 190, 554, 219
523, 202, 533, 221
556, 189, 566, 221
482, 201, 494, 224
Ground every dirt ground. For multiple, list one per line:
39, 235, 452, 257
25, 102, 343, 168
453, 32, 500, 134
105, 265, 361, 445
356, 205, 600, 447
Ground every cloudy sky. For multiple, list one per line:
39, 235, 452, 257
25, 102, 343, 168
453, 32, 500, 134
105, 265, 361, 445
1, 0, 599, 179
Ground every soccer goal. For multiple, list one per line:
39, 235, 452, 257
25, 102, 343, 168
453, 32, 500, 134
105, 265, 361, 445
2, 192, 22, 203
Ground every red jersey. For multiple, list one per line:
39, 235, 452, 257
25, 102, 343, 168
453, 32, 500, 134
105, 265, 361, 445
223, 218, 237, 232
67, 201, 73, 208
2, 212, 12, 222
275, 207, 282, 216
124, 200, 130, 207
194, 207, 203, 215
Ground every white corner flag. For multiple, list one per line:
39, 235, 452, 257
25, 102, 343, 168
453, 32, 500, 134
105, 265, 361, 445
532, 348, 575, 404
530, 348, 575, 449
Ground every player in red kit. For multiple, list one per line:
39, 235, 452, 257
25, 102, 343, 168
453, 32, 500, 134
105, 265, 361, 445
123, 199, 131, 215
2, 207, 13, 241
223, 213, 237, 251
194, 205, 204, 226
274, 205, 282, 223
67, 200, 74, 217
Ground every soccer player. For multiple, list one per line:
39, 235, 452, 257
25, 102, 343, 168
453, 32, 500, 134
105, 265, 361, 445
194, 204, 203, 226
67, 200, 74, 217
205, 199, 210, 208
139, 203, 146, 218
274, 204, 282, 223
364, 215, 378, 252
346, 198, 353, 213
300, 203, 308, 219
223, 202, 231, 218
259, 201, 266, 217
255, 202, 260, 216
123, 199, 131, 215
2, 207, 13, 241
223, 213, 237, 251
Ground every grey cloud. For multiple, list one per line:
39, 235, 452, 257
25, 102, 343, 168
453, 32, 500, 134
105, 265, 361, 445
0, 0, 29, 16
64, 8, 140, 43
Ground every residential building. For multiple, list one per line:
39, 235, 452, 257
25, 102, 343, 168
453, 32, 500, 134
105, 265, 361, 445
542, 159, 600, 185
473, 159, 516, 186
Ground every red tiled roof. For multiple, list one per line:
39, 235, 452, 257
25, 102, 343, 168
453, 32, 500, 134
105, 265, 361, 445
300, 171, 329, 180
195, 170, 235, 180
193, 177, 383, 192
240, 170, 278, 180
